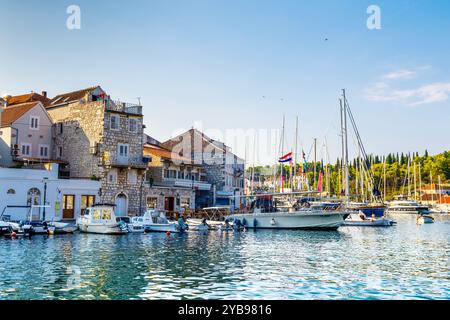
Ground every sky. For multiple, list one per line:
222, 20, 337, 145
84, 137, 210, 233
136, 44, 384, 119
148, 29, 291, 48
1, 0, 449, 165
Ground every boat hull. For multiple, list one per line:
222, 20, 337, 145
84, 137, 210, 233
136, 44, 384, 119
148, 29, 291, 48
77, 223, 127, 234
144, 223, 180, 233
228, 211, 347, 230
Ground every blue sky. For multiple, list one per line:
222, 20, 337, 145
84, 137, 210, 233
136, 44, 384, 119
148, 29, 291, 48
1, 0, 449, 165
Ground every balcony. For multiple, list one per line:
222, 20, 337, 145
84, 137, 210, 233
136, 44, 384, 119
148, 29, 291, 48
106, 100, 143, 115
103, 154, 148, 169
154, 178, 212, 191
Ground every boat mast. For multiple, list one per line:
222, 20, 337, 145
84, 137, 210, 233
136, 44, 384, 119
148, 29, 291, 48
342, 89, 350, 201
280, 115, 285, 193
339, 98, 345, 197
383, 156, 387, 202
293, 116, 299, 192
313, 138, 317, 190
419, 162, 422, 202
413, 160, 417, 201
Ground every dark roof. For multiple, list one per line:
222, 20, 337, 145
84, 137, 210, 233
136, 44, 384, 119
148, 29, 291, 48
1, 102, 41, 127
49, 86, 100, 106
161, 128, 228, 155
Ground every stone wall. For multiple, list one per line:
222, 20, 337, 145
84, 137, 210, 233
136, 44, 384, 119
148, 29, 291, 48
47, 100, 146, 216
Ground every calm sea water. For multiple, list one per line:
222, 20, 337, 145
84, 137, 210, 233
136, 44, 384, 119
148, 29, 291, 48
1, 215, 449, 300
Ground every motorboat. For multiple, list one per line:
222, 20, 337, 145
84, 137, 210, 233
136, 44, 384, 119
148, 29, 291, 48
77, 204, 128, 234
227, 194, 349, 230
417, 214, 435, 225
48, 221, 78, 234
142, 209, 187, 233
347, 202, 386, 218
127, 216, 146, 233
386, 200, 429, 215
343, 211, 396, 227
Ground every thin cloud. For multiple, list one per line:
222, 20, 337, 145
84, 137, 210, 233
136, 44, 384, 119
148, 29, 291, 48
365, 81, 450, 106
382, 69, 416, 80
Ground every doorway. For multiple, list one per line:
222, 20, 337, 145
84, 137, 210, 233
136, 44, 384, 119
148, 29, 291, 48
164, 197, 175, 212
63, 195, 75, 220
115, 193, 128, 216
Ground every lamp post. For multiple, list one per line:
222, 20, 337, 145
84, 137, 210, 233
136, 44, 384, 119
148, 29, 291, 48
42, 177, 49, 221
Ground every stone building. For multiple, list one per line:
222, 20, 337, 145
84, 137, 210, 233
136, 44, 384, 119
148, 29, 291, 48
143, 135, 211, 212
161, 128, 245, 209
44, 86, 148, 216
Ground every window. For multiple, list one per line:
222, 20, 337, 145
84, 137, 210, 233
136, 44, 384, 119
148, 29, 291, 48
127, 169, 137, 184
57, 146, 63, 158
164, 169, 177, 179
147, 197, 158, 209
110, 115, 120, 130
58, 123, 63, 134
30, 117, 39, 130
129, 118, 137, 132
27, 188, 41, 206
108, 169, 118, 183
39, 145, 49, 158
118, 144, 129, 157
21, 143, 31, 156
7, 189, 15, 195
81, 195, 95, 215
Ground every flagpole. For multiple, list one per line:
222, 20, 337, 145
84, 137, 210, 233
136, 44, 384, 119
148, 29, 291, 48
293, 116, 298, 192
280, 115, 285, 193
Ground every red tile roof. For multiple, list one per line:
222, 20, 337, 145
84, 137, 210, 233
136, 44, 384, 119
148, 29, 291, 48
7, 92, 51, 107
1, 102, 41, 127
144, 143, 191, 163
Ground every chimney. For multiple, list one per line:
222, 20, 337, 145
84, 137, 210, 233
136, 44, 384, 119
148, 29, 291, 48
41, 91, 47, 98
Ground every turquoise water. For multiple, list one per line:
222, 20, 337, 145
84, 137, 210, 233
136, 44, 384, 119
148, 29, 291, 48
0, 215, 449, 300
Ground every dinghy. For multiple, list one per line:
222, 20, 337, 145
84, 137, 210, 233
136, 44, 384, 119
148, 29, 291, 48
417, 214, 434, 225
343, 212, 396, 227
142, 210, 187, 233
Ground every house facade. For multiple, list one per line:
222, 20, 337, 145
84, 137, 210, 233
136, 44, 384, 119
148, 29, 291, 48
44, 86, 148, 216
143, 135, 211, 212
0, 163, 100, 221
0, 101, 54, 167
161, 129, 245, 209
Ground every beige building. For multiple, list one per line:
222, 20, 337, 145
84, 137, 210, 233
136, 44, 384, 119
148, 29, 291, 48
143, 135, 211, 213
44, 86, 148, 216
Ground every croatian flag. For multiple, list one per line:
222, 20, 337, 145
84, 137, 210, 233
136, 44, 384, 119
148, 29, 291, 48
278, 152, 293, 163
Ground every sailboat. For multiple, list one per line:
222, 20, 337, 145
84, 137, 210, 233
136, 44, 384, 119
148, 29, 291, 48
228, 116, 349, 230
338, 90, 394, 227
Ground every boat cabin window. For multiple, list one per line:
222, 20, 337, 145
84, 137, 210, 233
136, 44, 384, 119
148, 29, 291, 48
92, 209, 102, 220
102, 208, 112, 220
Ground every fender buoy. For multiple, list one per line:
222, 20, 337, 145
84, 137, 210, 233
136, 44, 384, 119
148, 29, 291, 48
270, 218, 276, 226
253, 219, 258, 227
11, 231, 17, 239
166, 231, 171, 236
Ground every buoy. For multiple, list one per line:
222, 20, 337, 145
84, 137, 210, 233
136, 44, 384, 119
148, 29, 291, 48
11, 231, 17, 239
166, 231, 171, 236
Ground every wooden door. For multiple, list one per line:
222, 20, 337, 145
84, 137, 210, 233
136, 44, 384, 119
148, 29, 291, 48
63, 195, 75, 219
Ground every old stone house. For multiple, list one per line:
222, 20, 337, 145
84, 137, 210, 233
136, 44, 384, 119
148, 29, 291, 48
44, 86, 148, 216
161, 128, 245, 209
143, 134, 211, 212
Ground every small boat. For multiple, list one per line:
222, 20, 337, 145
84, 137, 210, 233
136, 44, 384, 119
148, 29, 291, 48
186, 218, 223, 231
143, 210, 187, 233
417, 214, 435, 225
0, 221, 12, 236
48, 221, 78, 234
347, 202, 386, 218
127, 216, 146, 233
77, 204, 128, 235
343, 212, 396, 227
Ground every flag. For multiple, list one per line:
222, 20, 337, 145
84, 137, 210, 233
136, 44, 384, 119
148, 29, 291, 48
278, 152, 293, 163
317, 171, 323, 193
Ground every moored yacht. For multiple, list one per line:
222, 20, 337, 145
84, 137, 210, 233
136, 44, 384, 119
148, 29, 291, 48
386, 200, 429, 215
77, 204, 128, 234
227, 194, 349, 230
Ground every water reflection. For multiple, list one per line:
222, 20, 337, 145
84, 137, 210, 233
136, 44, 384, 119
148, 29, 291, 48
0, 216, 449, 300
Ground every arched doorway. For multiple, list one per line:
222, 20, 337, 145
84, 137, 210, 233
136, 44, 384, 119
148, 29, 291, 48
27, 188, 41, 220
115, 193, 128, 216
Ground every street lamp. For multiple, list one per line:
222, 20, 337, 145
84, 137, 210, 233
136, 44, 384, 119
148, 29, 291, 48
42, 177, 49, 221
